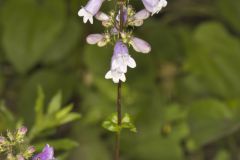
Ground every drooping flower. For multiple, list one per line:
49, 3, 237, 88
141, 0, 167, 15
86, 34, 104, 45
32, 144, 54, 160
105, 41, 136, 83
95, 11, 110, 21
129, 9, 150, 26
95, 12, 113, 27
86, 33, 110, 47
78, 0, 105, 24
130, 37, 151, 54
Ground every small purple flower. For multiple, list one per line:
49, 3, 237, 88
32, 144, 54, 160
129, 9, 150, 26
0, 136, 6, 144
95, 11, 110, 21
78, 0, 105, 24
141, 0, 167, 15
17, 155, 25, 160
17, 126, 28, 136
130, 37, 151, 54
27, 146, 36, 154
86, 33, 110, 47
86, 34, 104, 45
105, 41, 136, 83
134, 9, 150, 20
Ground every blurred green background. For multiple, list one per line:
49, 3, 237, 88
0, 0, 240, 159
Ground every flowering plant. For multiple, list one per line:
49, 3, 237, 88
78, 0, 167, 159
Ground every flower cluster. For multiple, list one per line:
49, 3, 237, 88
0, 126, 35, 160
0, 126, 55, 160
78, 0, 167, 83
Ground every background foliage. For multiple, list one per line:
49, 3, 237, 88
0, 0, 240, 159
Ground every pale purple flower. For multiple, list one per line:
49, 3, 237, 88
17, 126, 28, 136
32, 144, 54, 160
129, 9, 150, 26
0, 136, 6, 144
86, 33, 110, 47
141, 0, 167, 15
130, 37, 151, 54
86, 34, 104, 45
78, 0, 105, 24
105, 41, 136, 83
27, 146, 36, 154
95, 11, 110, 21
17, 155, 25, 160
134, 9, 150, 20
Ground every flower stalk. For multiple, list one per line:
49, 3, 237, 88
115, 0, 125, 158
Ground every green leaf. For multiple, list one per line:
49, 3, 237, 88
102, 113, 137, 133
56, 104, 74, 119
43, 18, 82, 64
102, 120, 120, 132
121, 113, 137, 133
34, 138, 78, 151
47, 91, 62, 115
1, 0, 66, 73
185, 22, 240, 98
0, 101, 15, 131
214, 150, 231, 160
216, 0, 240, 33
58, 113, 81, 125
35, 86, 45, 124
187, 99, 234, 147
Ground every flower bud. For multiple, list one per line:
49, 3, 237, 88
7, 153, 15, 160
86, 34, 104, 45
0, 136, 6, 144
7, 130, 14, 141
17, 155, 25, 160
130, 37, 151, 54
26, 146, 36, 154
18, 126, 28, 136
95, 12, 110, 21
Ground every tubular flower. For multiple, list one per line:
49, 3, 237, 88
78, 0, 105, 24
130, 37, 151, 54
86, 34, 104, 45
86, 33, 111, 47
141, 0, 167, 15
129, 9, 150, 26
105, 41, 136, 83
32, 144, 54, 160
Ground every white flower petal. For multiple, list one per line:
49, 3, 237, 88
105, 71, 112, 79
120, 73, 126, 82
127, 57, 136, 68
78, 8, 94, 24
